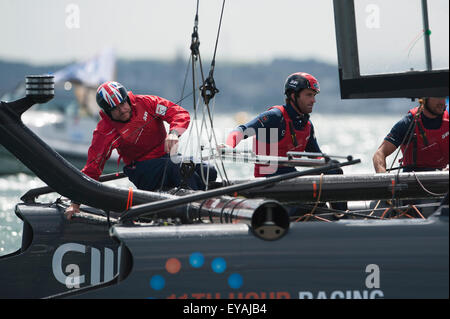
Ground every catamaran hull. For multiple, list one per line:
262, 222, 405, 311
1, 203, 447, 299
72, 207, 450, 299
0, 204, 120, 299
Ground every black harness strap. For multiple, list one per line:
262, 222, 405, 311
288, 120, 298, 147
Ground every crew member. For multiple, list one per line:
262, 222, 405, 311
65, 81, 216, 219
373, 97, 449, 173
224, 72, 347, 212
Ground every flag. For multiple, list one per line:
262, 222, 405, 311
53, 48, 116, 87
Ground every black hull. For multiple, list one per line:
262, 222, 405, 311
1, 203, 448, 299
0, 204, 120, 298
236, 171, 449, 203
0, 145, 121, 175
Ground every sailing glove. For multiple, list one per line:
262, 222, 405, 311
226, 129, 244, 148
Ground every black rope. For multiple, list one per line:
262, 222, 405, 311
199, 0, 225, 105
200, 0, 229, 183
210, 0, 225, 75
388, 105, 422, 174
179, 55, 194, 106
186, 0, 229, 185
190, 0, 200, 60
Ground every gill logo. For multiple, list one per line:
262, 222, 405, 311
143, 111, 148, 121
156, 104, 167, 116
442, 131, 449, 139
52, 243, 121, 289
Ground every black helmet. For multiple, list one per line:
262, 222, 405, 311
284, 72, 320, 96
96, 81, 128, 116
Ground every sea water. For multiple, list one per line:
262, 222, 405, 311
0, 113, 402, 256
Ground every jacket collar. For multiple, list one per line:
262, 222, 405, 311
284, 102, 309, 123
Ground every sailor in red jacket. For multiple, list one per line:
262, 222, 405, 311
373, 97, 449, 173
65, 81, 216, 219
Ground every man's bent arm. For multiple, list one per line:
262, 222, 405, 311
373, 140, 398, 173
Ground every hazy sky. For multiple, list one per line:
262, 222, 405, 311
0, 0, 448, 72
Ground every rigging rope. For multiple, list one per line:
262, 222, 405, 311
388, 104, 423, 174
178, 0, 230, 188
295, 173, 324, 222
412, 170, 448, 197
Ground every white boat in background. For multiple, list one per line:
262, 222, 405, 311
0, 48, 121, 175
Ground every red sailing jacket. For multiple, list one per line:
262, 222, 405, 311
400, 107, 449, 169
81, 92, 190, 180
254, 105, 311, 177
